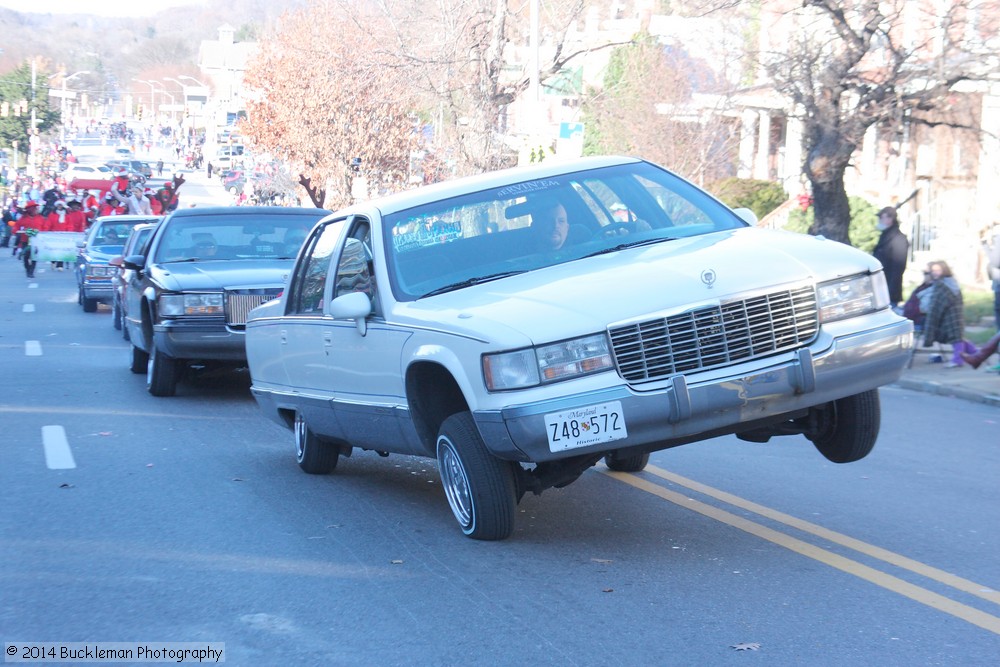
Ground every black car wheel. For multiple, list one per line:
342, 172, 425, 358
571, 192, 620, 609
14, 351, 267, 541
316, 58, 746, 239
436, 412, 517, 541
80, 286, 97, 312
129, 344, 148, 374
112, 295, 122, 330
604, 451, 650, 473
808, 389, 880, 463
294, 412, 339, 474
146, 345, 179, 397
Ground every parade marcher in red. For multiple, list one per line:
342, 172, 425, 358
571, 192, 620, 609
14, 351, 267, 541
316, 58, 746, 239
16, 201, 45, 278
64, 199, 88, 232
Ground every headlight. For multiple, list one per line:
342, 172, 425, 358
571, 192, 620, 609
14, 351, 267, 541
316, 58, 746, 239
86, 265, 114, 277
483, 333, 614, 391
158, 293, 224, 317
817, 272, 889, 322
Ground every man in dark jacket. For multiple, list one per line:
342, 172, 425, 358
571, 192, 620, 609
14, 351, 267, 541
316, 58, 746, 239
872, 206, 909, 307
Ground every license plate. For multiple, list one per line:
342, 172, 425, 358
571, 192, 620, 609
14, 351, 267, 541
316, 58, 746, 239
545, 401, 627, 452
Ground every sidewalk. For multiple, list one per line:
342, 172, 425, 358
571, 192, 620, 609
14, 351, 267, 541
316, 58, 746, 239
896, 347, 1000, 407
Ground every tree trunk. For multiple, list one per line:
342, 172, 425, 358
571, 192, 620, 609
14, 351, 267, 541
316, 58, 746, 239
808, 176, 852, 244
804, 135, 855, 245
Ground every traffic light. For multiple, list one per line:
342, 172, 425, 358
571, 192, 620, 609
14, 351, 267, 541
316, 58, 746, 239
137, 104, 143, 120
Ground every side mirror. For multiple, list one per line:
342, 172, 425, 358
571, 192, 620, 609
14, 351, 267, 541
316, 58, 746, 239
122, 254, 146, 271
329, 291, 372, 336
733, 207, 759, 226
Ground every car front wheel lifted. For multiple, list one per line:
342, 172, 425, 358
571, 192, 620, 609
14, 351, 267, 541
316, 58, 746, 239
436, 412, 517, 541
808, 389, 880, 463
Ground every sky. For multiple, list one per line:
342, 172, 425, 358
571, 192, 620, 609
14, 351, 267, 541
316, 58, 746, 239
0, 0, 199, 17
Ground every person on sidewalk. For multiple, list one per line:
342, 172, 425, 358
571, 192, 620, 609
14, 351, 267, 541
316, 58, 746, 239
921, 261, 975, 367
873, 206, 909, 308
961, 333, 1000, 370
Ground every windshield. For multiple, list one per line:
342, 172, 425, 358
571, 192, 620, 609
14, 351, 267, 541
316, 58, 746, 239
153, 214, 314, 262
384, 161, 748, 301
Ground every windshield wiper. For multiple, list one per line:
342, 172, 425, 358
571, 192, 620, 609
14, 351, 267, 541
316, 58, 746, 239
583, 237, 674, 258
419, 270, 526, 298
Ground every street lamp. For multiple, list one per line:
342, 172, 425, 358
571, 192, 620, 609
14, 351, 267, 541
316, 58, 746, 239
60, 70, 90, 144
178, 74, 208, 88
132, 78, 156, 120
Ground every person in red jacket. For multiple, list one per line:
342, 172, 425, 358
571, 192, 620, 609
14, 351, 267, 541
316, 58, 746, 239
16, 201, 45, 278
64, 199, 88, 232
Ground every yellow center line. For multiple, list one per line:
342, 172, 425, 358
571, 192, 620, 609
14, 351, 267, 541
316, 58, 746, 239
602, 469, 1000, 636
641, 464, 1000, 606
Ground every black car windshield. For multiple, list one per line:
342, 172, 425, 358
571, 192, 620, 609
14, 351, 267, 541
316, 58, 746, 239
153, 214, 314, 262
384, 161, 748, 301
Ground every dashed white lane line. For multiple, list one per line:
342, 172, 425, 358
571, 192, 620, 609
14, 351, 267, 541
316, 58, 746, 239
23, 304, 35, 313
28, 283, 38, 289
42, 425, 76, 469
25, 341, 42, 356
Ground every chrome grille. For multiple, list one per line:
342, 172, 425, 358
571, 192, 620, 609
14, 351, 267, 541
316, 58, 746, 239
226, 289, 283, 326
609, 286, 818, 382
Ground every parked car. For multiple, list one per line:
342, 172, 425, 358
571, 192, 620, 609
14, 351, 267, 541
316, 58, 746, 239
222, 169, 245, 195
63, 164, 114, 181
108, 222, 159, 335
244, 155, 914, 541
76, 215, 161, 312
122, 206, 330, 397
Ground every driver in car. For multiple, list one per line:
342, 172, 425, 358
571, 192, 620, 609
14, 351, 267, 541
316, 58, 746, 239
530, 199, 570, 251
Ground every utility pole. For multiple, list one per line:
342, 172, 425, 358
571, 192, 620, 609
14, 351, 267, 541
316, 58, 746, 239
29, 59, 37, 177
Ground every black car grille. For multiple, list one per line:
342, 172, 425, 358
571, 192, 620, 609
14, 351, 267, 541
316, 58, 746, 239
609, 286, 818, 382
226, 288, 282, 327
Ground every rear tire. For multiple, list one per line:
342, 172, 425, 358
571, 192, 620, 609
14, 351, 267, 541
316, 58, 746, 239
808, 389, 880, 463
604, 451, 650, 473
436, 412, 517, 541
146, 345, 179, 397
294, 412, 339, 474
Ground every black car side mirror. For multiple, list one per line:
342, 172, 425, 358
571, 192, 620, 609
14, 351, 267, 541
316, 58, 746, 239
122, 254, 146, 271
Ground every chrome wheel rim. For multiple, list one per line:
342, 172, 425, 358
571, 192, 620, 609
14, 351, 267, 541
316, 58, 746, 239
438, 438, 472, 529
294, 413, 306, 462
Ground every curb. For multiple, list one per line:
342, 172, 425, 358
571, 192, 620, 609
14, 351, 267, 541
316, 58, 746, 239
893, 378, 1000, 408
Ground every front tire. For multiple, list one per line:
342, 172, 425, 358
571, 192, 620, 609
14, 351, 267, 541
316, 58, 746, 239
436, 412, 517, 541
808, 389, 880, 463
81, 288, 97, 312
146, 345, 179, 397
294, 412, 339, 474
129, 344, 148, 374
112, 296, 122, 330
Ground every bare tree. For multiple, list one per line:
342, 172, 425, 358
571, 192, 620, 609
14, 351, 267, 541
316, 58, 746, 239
582, 33, 741, 186
365, 0, 626, 175
241, 1, 417, 209
763, 0, 996, 243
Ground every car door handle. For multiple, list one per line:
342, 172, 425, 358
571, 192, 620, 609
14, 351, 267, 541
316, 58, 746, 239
280, 330, 287, 345
323, 332, 333, 346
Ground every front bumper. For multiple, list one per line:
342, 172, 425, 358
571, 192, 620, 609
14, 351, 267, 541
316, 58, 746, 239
474, 318, 914, 463
82, 278, 115, 302
153, 319, 248, 362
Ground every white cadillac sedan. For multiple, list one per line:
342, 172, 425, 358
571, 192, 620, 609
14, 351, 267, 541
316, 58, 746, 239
246, 156, 913, 540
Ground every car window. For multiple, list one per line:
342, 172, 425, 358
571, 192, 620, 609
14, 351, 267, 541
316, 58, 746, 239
332, 220, 379, 317
287, 220, 345, 316
383, 161, 747, 301
153, 214, 316, 262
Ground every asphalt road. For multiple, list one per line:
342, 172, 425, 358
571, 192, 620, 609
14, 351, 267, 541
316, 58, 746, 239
1, 249, 998, 666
